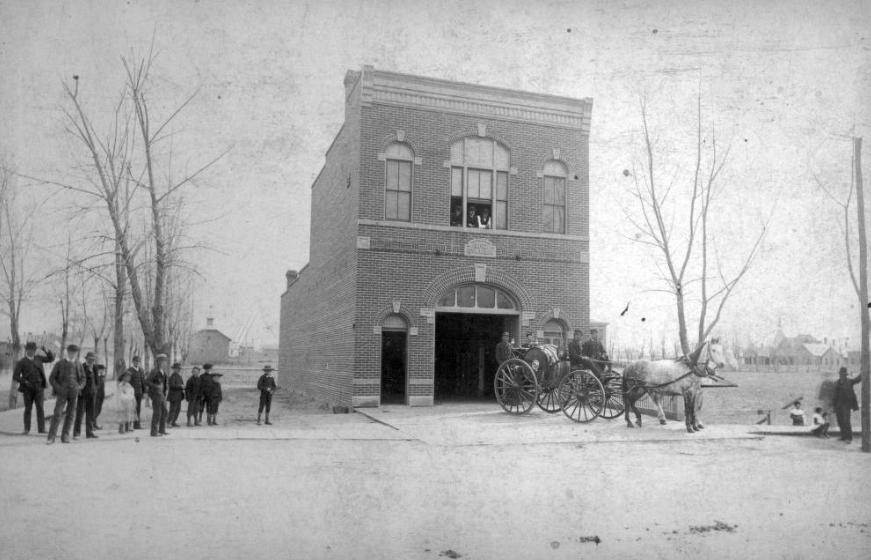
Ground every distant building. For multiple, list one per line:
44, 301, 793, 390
259, 344, 279, 363
188, 317, 232, 365
743, 327, 844, 370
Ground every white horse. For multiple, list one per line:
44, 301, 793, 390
621, 339, 729, 433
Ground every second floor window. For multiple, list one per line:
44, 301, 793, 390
543, 160, 567, 234
450, 137, 509, 230
385, 143, 413, 221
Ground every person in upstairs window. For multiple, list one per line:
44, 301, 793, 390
450, 204, 463, 227
467, 205, 479, 228
477, 206, 492, 229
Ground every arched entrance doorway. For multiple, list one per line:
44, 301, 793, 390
381, 314, 408, 405
434, 283, 519, 401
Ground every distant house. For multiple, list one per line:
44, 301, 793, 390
188, 318, 232, 365
259, 344, 279, 363
744, 327, 844, 370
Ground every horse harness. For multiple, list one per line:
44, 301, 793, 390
624, 341, 721, 391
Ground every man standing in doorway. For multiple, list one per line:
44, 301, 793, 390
145, 353, 170, 437
833, 366, 862, 444
13, 342, 55, 435
46, 345, 85, 444
126, 356, 146, 430
73, 351, 99, 439
495, 332, 513, 364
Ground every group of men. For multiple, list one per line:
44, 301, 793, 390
495, 328, 610, 376
12, 342, 280, 443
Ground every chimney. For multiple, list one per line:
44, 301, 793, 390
286, 270, 299, 290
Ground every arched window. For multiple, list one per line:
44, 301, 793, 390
385, 143, 413, 221
436, 284, 517, 314
542, 319, 566, 351
449, 137, 509, 230
543, 160, 567, 233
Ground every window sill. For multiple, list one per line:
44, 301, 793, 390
358, 219, 588, 242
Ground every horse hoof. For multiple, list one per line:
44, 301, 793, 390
692, 426, 700, 432
686, 427, 694, 434
626, 422, 635, 428
696, 424, 705, 430
659, 419, 667, 426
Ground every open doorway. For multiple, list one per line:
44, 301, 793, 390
434, 313, 514, 402
381, 331, 407, 405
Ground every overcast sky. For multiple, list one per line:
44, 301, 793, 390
1, 0, 870, 352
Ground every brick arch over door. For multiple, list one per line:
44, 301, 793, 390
422, 265, 533, 310
536, 312, 576, 334
373, 303, 418, 329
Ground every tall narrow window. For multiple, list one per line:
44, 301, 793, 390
543, 160, 567, 234
449, 137, 510, 229
385, 143, 413, 221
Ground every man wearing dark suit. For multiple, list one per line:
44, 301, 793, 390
46, 345, 85, 444
256, 365, 277, 426
93, 364, 107, 430
199, 364, 214, 425
184, 366, 202, 427
12, 341, 55, 435
582, 329, 610, 377
833, 366, 862, 444
495, 332, 513, 364
145, 353, 170, 437
567, 330, 584, 369
126, 356, 147, 430
74, 351, 99, 439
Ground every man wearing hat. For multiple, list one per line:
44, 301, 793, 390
582, 329, 610, 376
567, 330, 585, 370
145, 353, 170, 436
126, 356, 147, 430
46, 345, 85, 444
166, 363, 186, 428
495, 332, 513, 365
12, 341, 55, 435
522, 332, 538, 349
198, 364, 214, 425
833, 366, 862, 444
184, 366, 203, 427
256, 365, 277, 425
74, 351, 99, 439
206, 370, 224, 426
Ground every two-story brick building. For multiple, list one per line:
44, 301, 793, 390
280, 66, 593, 407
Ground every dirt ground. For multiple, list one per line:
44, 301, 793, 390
1, 386, 870, 560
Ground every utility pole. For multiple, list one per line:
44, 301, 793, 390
854, 137, 869, 453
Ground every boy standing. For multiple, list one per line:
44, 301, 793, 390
207, 371, 223, 426
185, 366, 202, 427
256, 365, 277, 425
167, 363, 185, 428
199, 364, 214, 426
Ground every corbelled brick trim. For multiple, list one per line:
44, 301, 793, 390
446, 128, 514, 151
378, 132, 422, 155
422, 264, 533, 310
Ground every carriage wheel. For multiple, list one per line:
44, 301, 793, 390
598, 375, 626, 420
494, 359, 538, 415
557, 370, 604, 423
536, 387, 561, 413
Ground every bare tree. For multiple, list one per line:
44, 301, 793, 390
624, 92, 768, 355
1, 163, 41, 408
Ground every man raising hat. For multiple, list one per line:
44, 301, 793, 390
46, 345, 85, 444
145, 353, 170, 436
13, 341, 55, 435
256, 365, 277, 426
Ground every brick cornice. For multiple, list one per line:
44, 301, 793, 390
357, 219, 589, 242
359, 67, 593, 133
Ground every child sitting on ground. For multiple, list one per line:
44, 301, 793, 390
811, 407, 829, 438
789, 401, 806, 426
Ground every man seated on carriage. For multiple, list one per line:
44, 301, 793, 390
521, 331, 538, 349
581, 329, 611, 378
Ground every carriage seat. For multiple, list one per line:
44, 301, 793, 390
539, 344, 560, 366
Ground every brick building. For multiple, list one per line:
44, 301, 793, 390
280, 66, 593, 407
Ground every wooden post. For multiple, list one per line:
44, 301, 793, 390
854, 137, 870, 453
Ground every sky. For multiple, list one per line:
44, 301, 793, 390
1, 0, 870, 352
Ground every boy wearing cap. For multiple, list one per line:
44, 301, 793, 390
199, 364, 214, 425
93, 364, 107, 430
185, 366, 203, 427
74, 351, 99, 439
145, 353, 170, 437
167, 363, 185, 428
13, 341, 55, 435
206, 371, 223, 426
126, 356, 147, 430
47, 345, 85, 444
257, 365, 277, 425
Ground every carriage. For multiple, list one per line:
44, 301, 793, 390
493, 344, 625, 422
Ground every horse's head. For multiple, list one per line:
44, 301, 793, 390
705, 338, 729, 371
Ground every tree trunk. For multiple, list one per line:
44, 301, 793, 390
113, 239, 126, 380
854, 137, 869, 453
